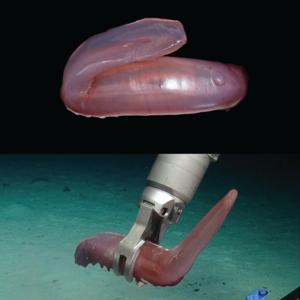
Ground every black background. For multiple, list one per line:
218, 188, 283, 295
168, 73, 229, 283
1, 2, 296, 153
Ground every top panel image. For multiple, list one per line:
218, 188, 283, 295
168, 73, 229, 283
1, 4, 291, 153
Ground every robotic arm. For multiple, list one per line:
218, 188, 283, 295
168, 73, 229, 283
75, 154, 237, 286
113, 154, 219, 282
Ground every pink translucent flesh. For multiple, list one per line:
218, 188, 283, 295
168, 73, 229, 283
75, 189, 238, 286
61, 18, 247, 117
75, 232, 124, 268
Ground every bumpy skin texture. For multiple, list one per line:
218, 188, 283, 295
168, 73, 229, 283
75, 189, 238, 286
61, 19, 247, 117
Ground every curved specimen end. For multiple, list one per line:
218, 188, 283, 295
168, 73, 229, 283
75, 189, 238, 286
61, 18, 187, 116
75, 232, 124, 269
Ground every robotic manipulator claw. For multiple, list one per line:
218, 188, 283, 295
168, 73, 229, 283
75, 154, 238, 287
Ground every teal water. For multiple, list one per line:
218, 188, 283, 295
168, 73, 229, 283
0, 155, 299, 300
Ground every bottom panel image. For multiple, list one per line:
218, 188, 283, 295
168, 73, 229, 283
0, 154, 299, 300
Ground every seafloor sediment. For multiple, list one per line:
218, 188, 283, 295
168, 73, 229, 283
0, 155, 299, 300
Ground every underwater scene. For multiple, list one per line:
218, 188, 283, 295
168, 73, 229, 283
0, 154, 299, 300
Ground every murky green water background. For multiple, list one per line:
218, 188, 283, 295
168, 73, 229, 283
1, 155, 299, 300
